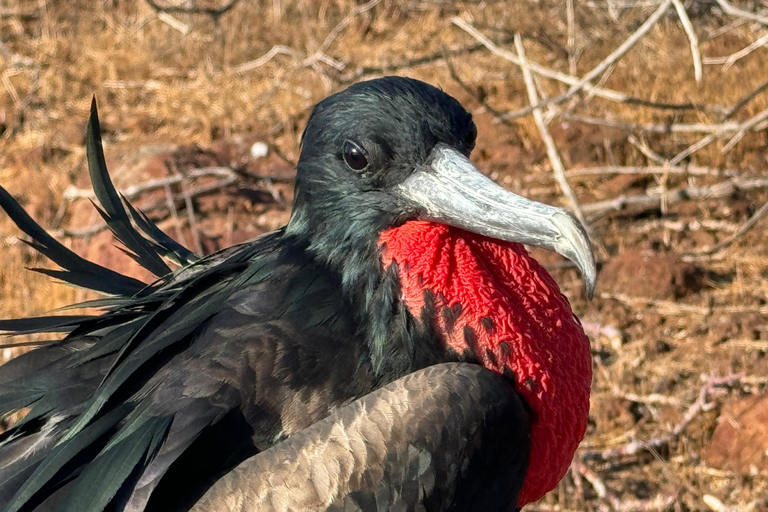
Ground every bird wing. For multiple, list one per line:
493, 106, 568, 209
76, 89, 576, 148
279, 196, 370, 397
0, 101, 349, 512
191, 363, 530, 512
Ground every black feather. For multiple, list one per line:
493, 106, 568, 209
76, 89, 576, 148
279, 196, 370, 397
58, 415, 172, 512
0, 186, 145, 297
122, 196, 199, 266
85, 98, 171, 278
4, 405, 133, 512
0, 316, 94, 334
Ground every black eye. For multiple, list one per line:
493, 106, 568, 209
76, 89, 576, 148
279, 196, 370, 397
343, 140, 368, 171
465, 128, 477, 151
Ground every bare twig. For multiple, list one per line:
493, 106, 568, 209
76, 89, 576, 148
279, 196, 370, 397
179, 179, 203, 255
599, 292, 768, 316
582, 176, 768, 220
689, 196, 768, 257
628, 134, 666, 164
63, 168, 237, 202
232, 45, 303, 74
53, 177, 241, 239
566, 0, 578, 76
669, 133, 717, 165
631, 218, 740, 234
582, 373, 743, 461
671, 0, 702, 82
717, 31, 768, 70
724, 76, 768, 119
303, 0, 380, 69
714, 0, 768, 26
564, 165, 736, 177
450, 17, 719, 114
514, 34, 589, 228
562, 114, 739, 134
156, 12, 190, 34
163, 183, 188, 248
499, 0, 674, 120
721, 107, 768, 153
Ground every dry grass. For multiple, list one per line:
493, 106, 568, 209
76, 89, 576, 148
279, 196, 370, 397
1, 0, 768, 510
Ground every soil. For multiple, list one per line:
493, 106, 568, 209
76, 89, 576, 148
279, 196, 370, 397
1, 1, 767, 510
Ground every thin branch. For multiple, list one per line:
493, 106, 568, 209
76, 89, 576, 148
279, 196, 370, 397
179, 178, 203, 255
714, 0, 768, 26
628, 134, 666, 164
671, 0, 702, 82
582, 373, 743, 461
303, 0, 380, 68
156, 12, 190, 34
724, 76, 768, 119
450, 17, 720, 114
598, 292, 768, 315
582, 176, 768, 220
561, 114, 740, 134
564, 165, 736, 178
163, 183, 188, 248
722, 106, 768, 153
689, 196, 768, 257
721, 31, 768, 71
513, 34, 589, 229
63, 168, 238, 202
670, 133, 717, 165
499, 0, 674, 120
232, 45, 303, 74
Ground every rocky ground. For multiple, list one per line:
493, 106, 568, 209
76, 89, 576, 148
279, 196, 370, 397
1, 1, 768, 510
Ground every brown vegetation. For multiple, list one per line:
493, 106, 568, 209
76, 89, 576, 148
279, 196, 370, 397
1, 0, 768, 510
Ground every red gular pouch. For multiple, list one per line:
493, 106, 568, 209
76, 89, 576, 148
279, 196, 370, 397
380, 220, 592, 507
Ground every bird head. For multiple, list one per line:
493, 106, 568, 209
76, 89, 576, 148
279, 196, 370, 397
287, 76, 595, 297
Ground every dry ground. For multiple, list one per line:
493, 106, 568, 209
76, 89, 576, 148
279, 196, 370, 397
1, 1, 768, 510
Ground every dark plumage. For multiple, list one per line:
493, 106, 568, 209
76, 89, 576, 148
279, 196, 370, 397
191, 363, 529, 512
0, 76, 595, 511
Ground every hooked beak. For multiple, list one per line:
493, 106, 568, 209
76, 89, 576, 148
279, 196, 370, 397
396, 144, 596, 298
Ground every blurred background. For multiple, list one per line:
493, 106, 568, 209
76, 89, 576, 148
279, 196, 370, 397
1, 0, 767, 510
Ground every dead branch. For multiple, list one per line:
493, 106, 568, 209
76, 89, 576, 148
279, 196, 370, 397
721, 107, 768, 153
705, 31, 768, 71
561, 114, 740, 134
714, 0, 768, 26
631, 218, 740, 234
62, 167, 293, 203
582, 373, 743, 462
688, 196, 768, 257
232, 46, 303, 74
450, 17, 721, 114
598, 292, 768, 316
514, 34, 590, 228
499, 0, 674, 120
671, 0, 702, 82
303, 0, 380, 69
582, 176, 768, 220
725, 76, 768, 119
564, 165, 736, 177
178, 178, 203, 255
52, 177, 241, 240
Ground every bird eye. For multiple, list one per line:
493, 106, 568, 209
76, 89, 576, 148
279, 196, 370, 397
343, 141, 369, 171
464, 128, 477, 151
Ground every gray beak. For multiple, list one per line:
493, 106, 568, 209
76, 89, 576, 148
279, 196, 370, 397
396, 144, 596, 298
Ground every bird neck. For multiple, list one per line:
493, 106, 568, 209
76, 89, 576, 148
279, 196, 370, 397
378, 220, 593, 506
286, 202, 448, 380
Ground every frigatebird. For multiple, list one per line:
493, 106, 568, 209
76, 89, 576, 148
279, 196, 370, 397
0, 76, 595, 511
